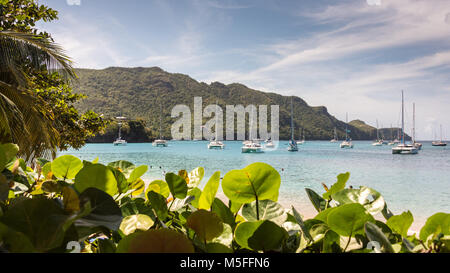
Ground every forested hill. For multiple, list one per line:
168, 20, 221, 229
72, 66, 397, 141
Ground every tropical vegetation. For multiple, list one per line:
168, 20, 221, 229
0, 0, 107, 160
0, 143, 448, 253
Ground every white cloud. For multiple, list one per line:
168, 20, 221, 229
66, 0, 81, 6
367, 0, 381, 6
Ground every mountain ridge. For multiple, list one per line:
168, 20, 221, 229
72, 66, 405, 141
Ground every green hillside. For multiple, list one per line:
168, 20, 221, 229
73, 67, 383, 141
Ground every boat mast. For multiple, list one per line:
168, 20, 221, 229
159, 103, 163, 139
345, 112, 348, 141
376, 119, 379, 141
290, 97, 294, 141
215, 100, 219, 141
401, 90, 405, 145
440, 124, 443, 143
413, 103, 416, 144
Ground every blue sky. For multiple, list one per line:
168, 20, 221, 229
37, 0, 450, 140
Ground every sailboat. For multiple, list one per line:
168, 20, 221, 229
330, 127, 338, 143
372, 119, 383, 146
288, 97, 299, 152
208, 101, 225, 149
412, 103, 422, 150
432, 124, 447, 146
296, 128, 305, 145
340, 113, 354, 148
392, 91, 418, 154
241, 109, 264, 153
113, 116, 127, 146
388, 124, 396, 145
153, 103, 168, 147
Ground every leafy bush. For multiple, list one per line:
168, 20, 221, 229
0, 143, 448, 253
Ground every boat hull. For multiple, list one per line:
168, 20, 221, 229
241, 147, 264, 153
392, 146, 418, 154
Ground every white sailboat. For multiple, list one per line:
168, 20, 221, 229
432, 124, 447, 146
372, 119, 383, 146
241, 109, 263, 153
296, 128, 305, 145
264, 137, 275, 148
392, 91, 418, 154
208, 101, 225, 149
412, 103, 422, 150
330, 127, 338, 143
340, 113, 353, 148
153, 104, 168, 147
288, 97, 299, 152
113, 116, 127, 146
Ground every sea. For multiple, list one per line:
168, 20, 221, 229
58, 140, 450, 231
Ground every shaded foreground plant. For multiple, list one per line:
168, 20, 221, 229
0, 143, 448, 253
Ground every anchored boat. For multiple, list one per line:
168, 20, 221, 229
340, 113, 354, 149
392, 91, 418, 155
113, 116, 127, 146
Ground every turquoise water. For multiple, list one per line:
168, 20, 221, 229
59, 141, 450, 230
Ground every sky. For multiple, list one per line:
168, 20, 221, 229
36, 0, 450, 140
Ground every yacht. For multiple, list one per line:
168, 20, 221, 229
412, 103, 422, 150
432, 124, 447, 146
330, 127, 338, 143
372, 119, 383, 146
113, 116, 127, 146
241, 110, 263, 153
153, 104, 168, 147
287, 97, 299, 152
340, 113, 354, 149
264, 138, 275, 148
242, 140, 264, 153
296, 128, 305, 145
392, 91, 418, 154
208, 101, 225, 149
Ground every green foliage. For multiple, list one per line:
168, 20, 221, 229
0, 0, 106, 160
0, 144, 447, 253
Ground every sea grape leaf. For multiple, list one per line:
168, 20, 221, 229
127, 165, 148, 183
62, 186, 80, 213
365, 222, 395, 253
74, 164, 118, 196
331, 186, 385, 215
419, 212, 450, 242
386, 211, 414, 237
0, 197, 71, 252
222, 162, 281, 204
188, 167, 205, 188
323, 172, 350, 200
305, 188, 327, 212
242, 199, 287, 225
323, 229, 341, 253
0, 222, 35, 253
234, 220, 288, 251
107, 160, 135, 178
51, 155, 83, 180
145, 180, 170, 199
119, 214, 154, 236
211, 198, 236, 229
187, 209, 223, 242
198, 171, 221, 210
147, 191, 168, 220
129, 178, 145, 197
75, 187, 123, 231
127, 229, 194, 253
292, 206, 313, 243
327, 203, 375, 237
165, 173, 188, 199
